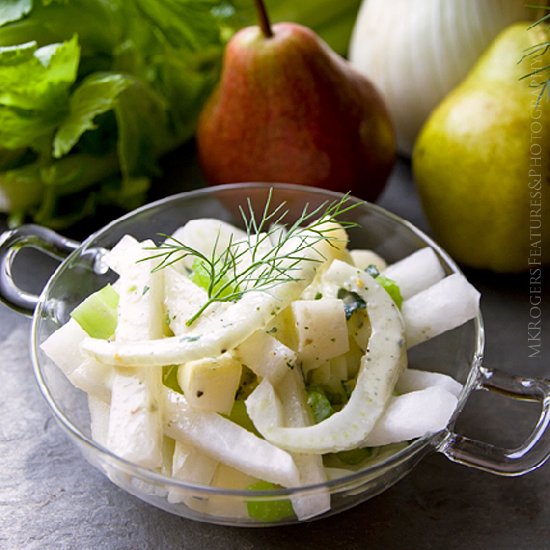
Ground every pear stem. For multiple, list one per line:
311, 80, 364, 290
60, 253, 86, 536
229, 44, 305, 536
254, 0, 273, 38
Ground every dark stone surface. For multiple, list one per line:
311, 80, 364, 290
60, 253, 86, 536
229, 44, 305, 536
1, 159, 548, 549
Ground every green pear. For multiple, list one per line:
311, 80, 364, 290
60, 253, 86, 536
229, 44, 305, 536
413, 22, 549, 272
196, 2, 395, 201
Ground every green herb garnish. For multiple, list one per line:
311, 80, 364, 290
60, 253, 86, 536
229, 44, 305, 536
141, 189, 361, 325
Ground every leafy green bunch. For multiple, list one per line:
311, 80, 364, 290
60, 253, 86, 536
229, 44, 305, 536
0, 0, 243, 228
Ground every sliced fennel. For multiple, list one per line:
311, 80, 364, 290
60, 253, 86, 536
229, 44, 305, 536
246, 260, 407, 454
81, 223, 339, 367
163, 388, 300, 488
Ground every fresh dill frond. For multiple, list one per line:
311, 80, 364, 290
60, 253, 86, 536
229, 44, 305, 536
140, 188, 362, 325
520, 5, 550, 106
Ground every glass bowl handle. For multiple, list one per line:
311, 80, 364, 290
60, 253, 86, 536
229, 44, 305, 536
440, 365, 550, 476
0, 224, 79, 316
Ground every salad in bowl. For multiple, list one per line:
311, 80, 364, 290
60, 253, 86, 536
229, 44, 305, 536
0, 183, 547, 526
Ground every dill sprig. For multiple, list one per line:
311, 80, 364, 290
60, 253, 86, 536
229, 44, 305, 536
141, 189, 361, 325
520, 5, 550, 106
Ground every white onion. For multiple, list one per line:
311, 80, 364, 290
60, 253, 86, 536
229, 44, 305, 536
349, 0, 529, 155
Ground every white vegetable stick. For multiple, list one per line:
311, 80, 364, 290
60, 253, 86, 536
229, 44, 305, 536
383, 248, 445, 300
41, 318, 87, 376
350, 249, 387, 272
82, 225, 335, 367
163, 388, 300, 488
234, 330, 297, 385
277, 369, 330, 520
68, 358, 113, 403
246, 260, 407, 454
178, 355, 242, 414
104, 233, 142, 275
402, 273, 480, 348
171, 219, 248, 271
106, 237, 164, 469
88, 395, 110, 447
167, 440, 218, 505
108, 370, 162, 468
396, 369, 463, 398
164, 266, 207, 336
364, 387, 458, 446
292, 298, 349, 368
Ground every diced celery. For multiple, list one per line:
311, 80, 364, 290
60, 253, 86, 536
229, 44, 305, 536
364, 265, 403, 307
365, 264, 403, 308
190, 257, 237, 299
162, 365, 182, 394
246, 481, 295, 522
227, 399, 260, 437
376, 275, 403, 308
70, 284, 119, 339
306, 387, 334, 423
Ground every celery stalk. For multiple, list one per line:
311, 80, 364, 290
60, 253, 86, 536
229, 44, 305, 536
70, 284, 119, 339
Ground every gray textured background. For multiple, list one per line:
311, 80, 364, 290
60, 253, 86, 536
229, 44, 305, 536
1, 160, 548, 550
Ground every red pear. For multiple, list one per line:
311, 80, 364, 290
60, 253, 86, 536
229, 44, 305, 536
196, 19, 396, 201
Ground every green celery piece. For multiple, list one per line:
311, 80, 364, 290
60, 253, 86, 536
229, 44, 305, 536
190, 257, 237, 299
226, 399, 260, 437
191, 257, 211, 291
70, 284, 119, 339
246, 481, 295, 522
162, 365, 183, 394
306, 386, 334, 423
365, 264, 403, 308
376, 275, 403, 308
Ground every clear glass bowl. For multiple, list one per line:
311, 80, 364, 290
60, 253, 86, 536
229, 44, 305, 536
1, 183, 548, 526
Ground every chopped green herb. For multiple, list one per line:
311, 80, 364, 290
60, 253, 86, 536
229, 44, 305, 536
337, 288, 367, 320
365, 264, 380, 278
179, 335, 200, 343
